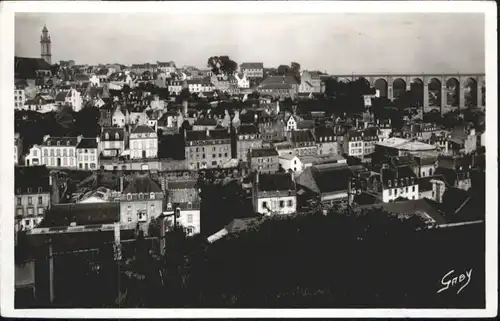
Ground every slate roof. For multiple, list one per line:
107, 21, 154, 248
257, 172, 295, 192
291, 130, 315, 144
15, 165, 51, 195
194, 117, 217, 126
42, 202, 120, 227
185, 130, 208, 142
240, 62, 264, 69
15, 57, 51, 79
209, 128, 230, 140
251, 148, 278, 158
238, 124, 259, 135
76, 138, 98, 149
314, 127, 336, 141
123, 173, 163, 194
356, 199, 447, 225
381, 165, 417, 187
54, 91, 69, 102
43, 137, 79, 147
296, 164, 352, 195
132, 125, 155, 134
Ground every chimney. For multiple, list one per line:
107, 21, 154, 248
120, 175, 124, 192
77, 135, 83, 143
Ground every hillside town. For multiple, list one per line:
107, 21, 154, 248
14, 25, 487, 308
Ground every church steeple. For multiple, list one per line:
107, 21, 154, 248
40, 25, 52, 65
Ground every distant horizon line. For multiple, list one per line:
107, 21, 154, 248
14, 55, 485, 76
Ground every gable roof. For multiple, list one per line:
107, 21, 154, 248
123, 173, 162, 194
296, 164, 352, 195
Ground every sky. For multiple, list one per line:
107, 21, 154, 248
15, 13, 485, 74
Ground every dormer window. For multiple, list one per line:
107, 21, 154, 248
187, 202, 192, 210
38, 187, 42, 193
47, 141, 51, 146
105, 133, 110, 140
66, 141, 70, 146
126, 193, 132, 201
150, 192, 155, 200
27, 187, 32, 193
57, 141, 60, 146
167, 202, 172, 210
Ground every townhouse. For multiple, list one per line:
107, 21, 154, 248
41, 136, 80, 169
185, 128, 232, 170
236, 124, 263, 162
252, 172, 297, 216
76, 138, 99, 170
15, 166, 51, 231
129, 125, 158, 159
314, 126, 339, 156
291, 130, 317, 156
248, 147, 279, 173
118, 172, 165, 232
240, 62, 264, 79
100, 127, 127, 157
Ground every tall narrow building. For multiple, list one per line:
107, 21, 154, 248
40, 25, 51, 65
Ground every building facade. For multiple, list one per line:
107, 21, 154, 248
185, 128, 232, 170
15, 166, 51, 231
41, 136, 80, 169
76, 138, 99, 170
129, 125, 158, 159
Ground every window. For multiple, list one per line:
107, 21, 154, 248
150, 192, 155, 200
279, 200, 285, 208
28, 196, 32, 205
405, 187, 408, 193
126, 193, 132, 201
27, 208, 34, 215
212, 154, 216, 158
38, 196, 43, 205
388, 189, 392, 196
262, 201, 267, 209
412, 186, 415, 192
137, 211, 147, 222
288, 200, 293, 207
150, 204, 155, 213
16, 208, 23, 216
25, 220, 30, 227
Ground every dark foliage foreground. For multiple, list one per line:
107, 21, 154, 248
17, 209, 484, 309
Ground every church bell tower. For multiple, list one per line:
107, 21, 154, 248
40, 25, 52, 65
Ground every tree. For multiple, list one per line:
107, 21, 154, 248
207, 56, 238, 76
50, 63, 60, 76
177, 88, 191, 104
289, 62, 301, 82
75, 104, 101, 137
277, 65, 289, 76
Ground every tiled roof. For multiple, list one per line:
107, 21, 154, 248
251, 148, 278, 158
257, 172, 295, 192
123, 173, 163, 194
43, 202, 120, 227
76, 138, 98, 149
15, 165, 50, 195
166, 180, 197, 190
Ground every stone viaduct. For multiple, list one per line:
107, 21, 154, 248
329, 73, 485, 113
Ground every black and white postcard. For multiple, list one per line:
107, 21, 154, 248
0, 1, 497, 318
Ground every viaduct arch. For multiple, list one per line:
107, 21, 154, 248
331, 73, 485, 114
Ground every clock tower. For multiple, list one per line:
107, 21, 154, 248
40, 25, 52, 65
